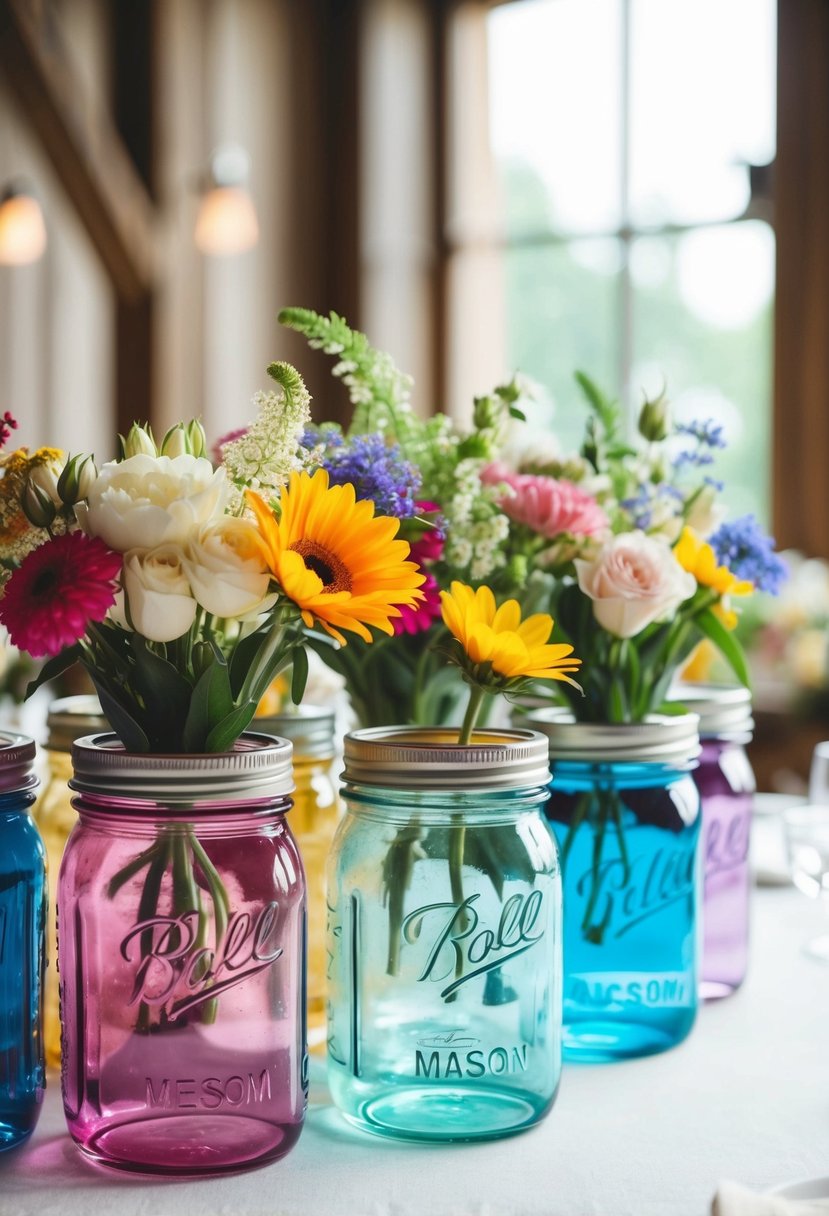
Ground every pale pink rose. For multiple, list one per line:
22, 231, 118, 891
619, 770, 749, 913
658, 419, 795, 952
574, 531, 696, 638
482, 463, 609, 540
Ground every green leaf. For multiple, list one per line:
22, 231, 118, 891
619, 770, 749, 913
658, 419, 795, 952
290, 646, 309, 705
694, 608, 751, 688
129, 637, 192, 747
90, 680, 150, 752
204, 701, 257, 753
229, 623, 274, 698
25, 644, 83, 699
182, 647, 235, 752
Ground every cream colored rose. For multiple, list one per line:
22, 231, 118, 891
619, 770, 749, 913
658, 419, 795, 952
123, 546, 198, 642
78, 454, 229, 553
575, 531, 696, 638
183, 517, 274, 619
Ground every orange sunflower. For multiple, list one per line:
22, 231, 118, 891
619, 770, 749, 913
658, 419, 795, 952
246, 469, 424, 644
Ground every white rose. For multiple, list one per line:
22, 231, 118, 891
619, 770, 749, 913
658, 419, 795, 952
183, 517, 275, 619
574, 531, 696, 639
123, 546, 198, 642
78, 454, 229, 553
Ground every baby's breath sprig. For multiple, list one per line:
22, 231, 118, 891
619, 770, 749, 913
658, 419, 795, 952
222, 361, 311, 501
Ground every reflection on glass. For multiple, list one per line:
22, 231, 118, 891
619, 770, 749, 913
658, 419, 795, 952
784, 805, 829, 963
630, 222, 774, 524
630, 0, 776, 226
503, 240, 621, 456
488, 0, 622, 236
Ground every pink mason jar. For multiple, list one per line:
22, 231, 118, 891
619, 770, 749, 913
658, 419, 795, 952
58, 732, 306, 1175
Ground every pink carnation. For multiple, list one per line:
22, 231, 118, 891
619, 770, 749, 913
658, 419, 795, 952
392, 570, 443, 636
0, 532, 122, 658
410, 501, 444, 564
482, 463, 609, 540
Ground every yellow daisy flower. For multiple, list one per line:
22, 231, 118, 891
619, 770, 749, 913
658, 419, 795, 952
246, 469, 424, 645
674, 526, 753, 598
440, 581, 582, 685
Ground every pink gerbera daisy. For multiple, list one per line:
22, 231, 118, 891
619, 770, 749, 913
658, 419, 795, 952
392, 570, 443, 636
0, 532, 122, 658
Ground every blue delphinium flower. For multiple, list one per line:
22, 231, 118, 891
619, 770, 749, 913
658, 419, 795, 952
675, 419, 727, 449
622, 482, 683, 530
307, 428, 421, 518
710, 515, 788, 595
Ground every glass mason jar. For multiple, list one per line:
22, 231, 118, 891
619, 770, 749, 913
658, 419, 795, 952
255, 706, 340, 1050
0, 733, 46, 1152
327, 727, 561, 1143
58, 732, 306, 1175
526, 711, 701, 1063
670, 684, 755, 1000
33, 696, 108, 1069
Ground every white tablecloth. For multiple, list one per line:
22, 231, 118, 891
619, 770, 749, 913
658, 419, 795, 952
1, 882, 826, 1216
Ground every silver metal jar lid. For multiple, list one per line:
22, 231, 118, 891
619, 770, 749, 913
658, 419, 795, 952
668, 683, 753, 742
0, 731, 38, 795
47, 695, 109, 753
522, 708, 701, 764
342, 727, 551, 792
254, 704, 335, 760
70, 731, 294, 804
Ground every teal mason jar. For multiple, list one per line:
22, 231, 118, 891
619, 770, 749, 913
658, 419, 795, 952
327, 728, 561, 1142
525, 711, 702, 1063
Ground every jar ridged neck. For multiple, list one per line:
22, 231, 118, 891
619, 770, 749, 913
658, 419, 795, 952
668, 683, 753, 743
341, 727, 551, 794
70, 731, 295, 805
521, 710, 701, 765
0, 732, 38, 795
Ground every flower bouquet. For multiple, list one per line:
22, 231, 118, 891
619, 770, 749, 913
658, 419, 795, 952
485, 374, 787, 943
0, 363, 424, 1025
275, 307, 534, 727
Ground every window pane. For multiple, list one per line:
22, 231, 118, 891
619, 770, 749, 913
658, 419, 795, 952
630, 222, 774, 523
503, 239, 622, 456
629, 0, 776, 227
487, 0, 622, 237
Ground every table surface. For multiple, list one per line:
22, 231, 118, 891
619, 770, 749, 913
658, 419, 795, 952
2, 825, 826, 1216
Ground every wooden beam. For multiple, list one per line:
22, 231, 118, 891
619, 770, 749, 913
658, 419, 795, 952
0, 0, 156, 301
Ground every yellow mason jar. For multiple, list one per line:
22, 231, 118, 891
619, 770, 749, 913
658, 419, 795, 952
32, 695, 108, 1068
257, 705, 340, 1048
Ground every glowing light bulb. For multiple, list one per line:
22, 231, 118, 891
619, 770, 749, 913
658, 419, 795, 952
0, 187, 47, 265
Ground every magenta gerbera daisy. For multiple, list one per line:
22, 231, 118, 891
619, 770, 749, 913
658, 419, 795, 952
392, 570, 443, 636
0, 532, 122, 658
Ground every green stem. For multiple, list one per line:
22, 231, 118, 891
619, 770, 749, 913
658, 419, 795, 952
458, 685, 489, 745
446, 816, 467, 1003
385, 818, 421, 975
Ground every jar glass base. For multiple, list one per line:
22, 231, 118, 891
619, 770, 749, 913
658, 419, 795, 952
563, 1014, 694, 1062
337, 1083, 554, 1143
0, 1115, 38, 1153
72, 1114, 303, 1176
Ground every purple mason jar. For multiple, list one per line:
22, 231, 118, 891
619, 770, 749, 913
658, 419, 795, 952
58, 732, 306, 1175
671, 685, 755, 1000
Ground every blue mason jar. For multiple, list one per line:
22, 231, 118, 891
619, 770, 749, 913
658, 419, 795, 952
0, 732, 46, 1151
327, 728, 562, 1142
525, 711, 701, 1063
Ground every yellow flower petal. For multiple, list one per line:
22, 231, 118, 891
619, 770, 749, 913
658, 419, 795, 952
246, 473, 424, 644
440, 581, 582, 685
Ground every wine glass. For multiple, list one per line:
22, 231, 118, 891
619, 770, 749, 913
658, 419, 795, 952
783, 804, 829, 961
808, 741, 829, 804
